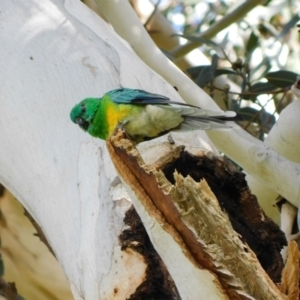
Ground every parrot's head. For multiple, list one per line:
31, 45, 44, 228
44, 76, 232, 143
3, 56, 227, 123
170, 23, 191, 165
70, 98, 100, 131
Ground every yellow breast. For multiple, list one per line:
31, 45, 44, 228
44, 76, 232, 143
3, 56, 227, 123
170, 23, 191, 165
105, 99, 138, 136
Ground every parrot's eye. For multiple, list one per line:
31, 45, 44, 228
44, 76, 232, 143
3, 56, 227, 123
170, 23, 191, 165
80, 104, 86, 113
75, 118, 89, 130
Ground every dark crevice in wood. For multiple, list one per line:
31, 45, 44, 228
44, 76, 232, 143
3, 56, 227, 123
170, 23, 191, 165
119, 206, 181, 300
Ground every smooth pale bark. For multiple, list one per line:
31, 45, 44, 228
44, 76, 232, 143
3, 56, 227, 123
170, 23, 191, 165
246, 97, 300, 223
0, 0, 155, 299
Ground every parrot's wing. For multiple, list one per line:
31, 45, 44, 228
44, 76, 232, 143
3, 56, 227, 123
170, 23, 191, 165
105, 88, 199, 107
105, 88, 242, 122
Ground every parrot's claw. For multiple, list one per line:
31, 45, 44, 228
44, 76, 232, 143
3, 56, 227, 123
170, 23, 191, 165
167, 134, 175, 144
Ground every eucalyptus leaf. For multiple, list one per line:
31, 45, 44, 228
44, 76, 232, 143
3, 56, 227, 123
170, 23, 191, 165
240, 82, 277, 101
239, 107, 260, 121
211, 54, 219, 75
196, 65, 214, 88
187, 66, 238, 80
251, 82, 277, 94
265, 71, 298, 88
246, 31, 259, 55
214, 68, 237, 76
260, 109, 276, 133
186, 66, 209, 80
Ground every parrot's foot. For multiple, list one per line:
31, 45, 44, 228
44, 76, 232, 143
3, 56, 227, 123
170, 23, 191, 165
113, 125, 138, 145
167, 134, 175, 144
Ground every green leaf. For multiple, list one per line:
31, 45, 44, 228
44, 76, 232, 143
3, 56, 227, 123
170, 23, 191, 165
260, 109, 276, 133
251, 82, 277, 94
196, 65, 214, 88
241, 82, 277, 101
239, 107, 260, 121
211, 54, 219, 75
246, 31, 259, 54
263, 0, 272, 5
186, 66, 208, 80
265, 71, 299, 88
214, 68, 237, 76
187, 66, 238, 83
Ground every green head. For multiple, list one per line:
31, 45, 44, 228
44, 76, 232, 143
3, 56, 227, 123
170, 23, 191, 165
70, 98, 100, 132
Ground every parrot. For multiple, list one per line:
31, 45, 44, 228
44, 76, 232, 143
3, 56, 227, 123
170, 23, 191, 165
70, 88, 242, 143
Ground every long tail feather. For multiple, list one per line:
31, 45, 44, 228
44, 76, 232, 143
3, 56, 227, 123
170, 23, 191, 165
180, 114, 242, 131
156, 104, 243, 131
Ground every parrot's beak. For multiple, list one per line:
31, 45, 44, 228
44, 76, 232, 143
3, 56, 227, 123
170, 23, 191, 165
75, 118, 89, 130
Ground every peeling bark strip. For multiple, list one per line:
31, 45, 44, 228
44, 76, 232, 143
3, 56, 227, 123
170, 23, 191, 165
119, 206, 180, 300
162, 151, 286, 282
107, 129, 286, 300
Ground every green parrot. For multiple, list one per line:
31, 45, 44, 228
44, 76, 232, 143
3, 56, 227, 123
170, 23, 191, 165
70, 88, 241, 143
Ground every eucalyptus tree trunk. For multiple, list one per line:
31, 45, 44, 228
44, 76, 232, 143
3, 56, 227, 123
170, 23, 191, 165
0, 0, 299, 299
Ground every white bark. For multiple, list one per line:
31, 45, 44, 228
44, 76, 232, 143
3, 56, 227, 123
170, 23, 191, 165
0, 0, 153, 298
0, 0, 297, 298
246, 92, 300, 223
